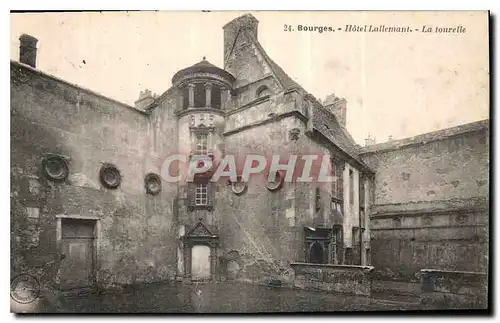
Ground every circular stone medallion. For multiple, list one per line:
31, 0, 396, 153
100, 164, 121, 189
43, 155, 69, 181
145, 173, 162, 195
10, 274, 40, 304
266, 171, 284, 191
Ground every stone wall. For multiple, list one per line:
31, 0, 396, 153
420, 269, 488, 309
291, 262, 374, 296
11, 61, 179, 293
360, 121, 489, 295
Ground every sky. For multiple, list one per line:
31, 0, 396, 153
10, 11, 489, 145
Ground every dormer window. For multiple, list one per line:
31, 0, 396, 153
256, 85, 271, 99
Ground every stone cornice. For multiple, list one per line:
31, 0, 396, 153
360, 119, 489, 155
11, 60, 148, 116
175, 107, 225, 118
223, 110, 307, 137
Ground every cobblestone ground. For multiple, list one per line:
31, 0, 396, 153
34, 282, 421, 313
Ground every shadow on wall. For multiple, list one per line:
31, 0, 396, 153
11, 107, 69, 303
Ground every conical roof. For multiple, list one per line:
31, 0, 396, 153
172, 58, 235, 85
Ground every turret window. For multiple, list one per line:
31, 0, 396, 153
211, 84, 222, 109
195, 183, 208, 206
195, 133, 208, 156
194, 83, 206, 108
182, 83, 223, 110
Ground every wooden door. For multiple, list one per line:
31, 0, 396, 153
59, 219, 95, 290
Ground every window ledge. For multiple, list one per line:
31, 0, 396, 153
187, 205, 213, 212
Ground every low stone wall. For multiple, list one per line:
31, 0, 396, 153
290, 263, 374, 296
420, 269, 488, 309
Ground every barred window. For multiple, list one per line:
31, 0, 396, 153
195, 183, 208, 206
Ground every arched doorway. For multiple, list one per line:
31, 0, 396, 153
310, 242, 324, 264
191, 245, 211, 281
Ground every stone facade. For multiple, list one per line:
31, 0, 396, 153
420, 269, 488, 309
291, 263, 374, 296
10, 13, 489, 304
11, 62, 179, 293
360, 121, 489, 296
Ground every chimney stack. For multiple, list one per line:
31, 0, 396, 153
364, 134, 376, 147
19, 34, 38, 68
324, 93, 347, 127
134, 89, 156, 110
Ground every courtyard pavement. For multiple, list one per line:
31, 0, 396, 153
29, 281, 422, 313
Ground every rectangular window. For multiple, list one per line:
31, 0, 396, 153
331, 231, 338, 264
195, 133, 208, 156
359, 176, 365, 208
315, 187, 321, 212
195, 183, 208, 206
349, 170, 354, 205
331, 158, 344, 200
359, 176, 365, 227
330, 158, 344, 213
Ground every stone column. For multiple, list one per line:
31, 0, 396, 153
188, 83, 195, 108
205, 83, 212, 108
220, 87, 230, 111
183, 243, 191, 279
362, 178, 370, 265
210, 245, 217, 281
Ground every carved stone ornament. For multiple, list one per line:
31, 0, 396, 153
99, 164, 121, 189
230, 176, 247, 195
289, 128, 301, 141
266, 171, 284, 191
42, 154, 69, 182
145, 173, 162, 195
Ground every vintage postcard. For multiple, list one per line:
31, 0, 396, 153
10, 11, 489, 313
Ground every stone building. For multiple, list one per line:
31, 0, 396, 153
11, 13, 488, 301
360, 121, 489, 297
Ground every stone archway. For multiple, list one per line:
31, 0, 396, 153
309, 242, 324, 264
182, 220, 219, 281
191, 245, 211, 281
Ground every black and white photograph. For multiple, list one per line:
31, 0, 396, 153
9, 10, 490, 314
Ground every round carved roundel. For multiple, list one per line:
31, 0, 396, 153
230, 176, 247, 195
43, 155, 69, 181
145, 173, 162, 195
266, 171, 284, 191
99, 164, 121, 189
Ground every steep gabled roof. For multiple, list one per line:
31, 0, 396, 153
312, 102, 362, 161
243, 31, 364, 165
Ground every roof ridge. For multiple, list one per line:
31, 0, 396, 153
11, 60, 146, 115
224, 30, 363, 166
224, 28, 242, 68
243, 30, 285, 89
